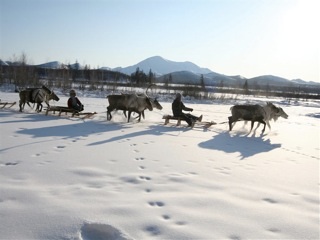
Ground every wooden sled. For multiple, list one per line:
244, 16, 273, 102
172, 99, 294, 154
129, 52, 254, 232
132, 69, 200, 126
0, 101, 16, 109
162, 114, 216, 129
45, 106, 97, 119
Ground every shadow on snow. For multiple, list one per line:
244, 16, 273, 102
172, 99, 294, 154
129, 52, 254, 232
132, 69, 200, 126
87, 124, 186, 146
198, 129, 281, 160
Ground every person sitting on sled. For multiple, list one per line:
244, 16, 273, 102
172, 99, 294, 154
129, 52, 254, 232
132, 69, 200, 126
68, 89, 84, 111
172, 93, 202, 127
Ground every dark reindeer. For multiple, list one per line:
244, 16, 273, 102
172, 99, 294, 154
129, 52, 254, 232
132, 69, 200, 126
19, 85, 59, 112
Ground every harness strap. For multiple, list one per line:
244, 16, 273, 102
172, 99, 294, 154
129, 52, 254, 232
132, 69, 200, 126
33, 89, 41, 102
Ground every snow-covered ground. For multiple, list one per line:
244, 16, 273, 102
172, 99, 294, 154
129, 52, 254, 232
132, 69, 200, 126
0, 90, 319, 240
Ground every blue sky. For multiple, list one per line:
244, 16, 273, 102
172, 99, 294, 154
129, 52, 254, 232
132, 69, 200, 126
1, 0, 319, 82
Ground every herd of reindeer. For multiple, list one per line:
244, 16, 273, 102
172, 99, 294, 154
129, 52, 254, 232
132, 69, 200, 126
15, 85, 289, 133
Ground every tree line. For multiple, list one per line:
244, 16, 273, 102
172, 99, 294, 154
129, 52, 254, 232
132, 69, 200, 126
1, 54, 319, 100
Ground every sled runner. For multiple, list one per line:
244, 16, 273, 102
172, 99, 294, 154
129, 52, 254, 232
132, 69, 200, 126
162, 114, 216, 129
45, 106, 97, 119
0, 101, 16, 109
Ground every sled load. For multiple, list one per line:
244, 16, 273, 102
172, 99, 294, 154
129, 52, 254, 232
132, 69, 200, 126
45, 106, 97, 119
162, 114, 216, 129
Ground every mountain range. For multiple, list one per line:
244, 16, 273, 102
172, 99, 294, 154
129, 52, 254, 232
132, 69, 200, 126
1, 56, 319, 87
111, 56, 319, 87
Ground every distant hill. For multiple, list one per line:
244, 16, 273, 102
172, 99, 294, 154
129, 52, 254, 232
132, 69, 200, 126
0, 59, 9, 66
36, 61, 83, 69
292, 79, 320, 85
248, 75, 292, 87
156, 71, 209, 85
155, 71, 246, 87
36, 61, 63, 69
113, 56, 212, 76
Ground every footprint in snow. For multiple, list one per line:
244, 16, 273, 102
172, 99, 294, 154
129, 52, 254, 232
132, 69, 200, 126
139, 176, 151, 181
263, 198, 278, 204
148, 201, 165, 207
37, 160, 52, 166
144, 225, 161, 236
32, 153, 41, 157
4, 162, 19, 166
162, 214, 170, 220
80, 222, 132, 240
55, 145, 66, 150
229, 235, 242, 240
175, 220, 187, 226
268, 228, 281, 233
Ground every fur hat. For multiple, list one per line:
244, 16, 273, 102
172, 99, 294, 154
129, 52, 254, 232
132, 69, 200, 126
69, 89, 76, 96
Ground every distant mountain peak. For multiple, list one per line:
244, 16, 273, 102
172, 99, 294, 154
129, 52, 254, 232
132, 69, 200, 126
113, 56, 213, 76
37, 61, 63, 69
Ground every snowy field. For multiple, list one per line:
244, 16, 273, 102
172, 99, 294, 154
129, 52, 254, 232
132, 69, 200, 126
0, 90, 319, 240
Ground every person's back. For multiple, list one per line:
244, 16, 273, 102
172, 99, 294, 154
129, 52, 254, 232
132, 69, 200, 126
172, 93, 191, 117
68, 89, 83, 111
172, 97, 183, 117
171, 93, 202, 127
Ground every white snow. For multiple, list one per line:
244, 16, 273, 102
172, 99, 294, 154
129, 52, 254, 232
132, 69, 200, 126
0, 91, 319, 240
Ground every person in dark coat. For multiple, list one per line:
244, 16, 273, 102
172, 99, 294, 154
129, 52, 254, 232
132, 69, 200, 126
172, 93, 202, 127
67, 89, 84, 111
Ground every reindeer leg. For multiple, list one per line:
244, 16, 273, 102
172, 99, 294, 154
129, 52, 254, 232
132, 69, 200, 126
107, 107, 113, 121
26, 102, 32, 109
19, 100, 23, 112
266, 120, 271, 130
257, 119, 266, 133
37, 103, 43, 112
228, 116, 233, 131
107, 112, 112, 120
127, 111, 131, 123
250, 121, 255, 132
262, 121, 266, 133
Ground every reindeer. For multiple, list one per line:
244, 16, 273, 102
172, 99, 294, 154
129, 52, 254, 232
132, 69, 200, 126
106, 94, 153, 122
228, 102, 288, 133
19, 85, 59, 112
125, 95, 163, 121
106, 85, 162, 122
